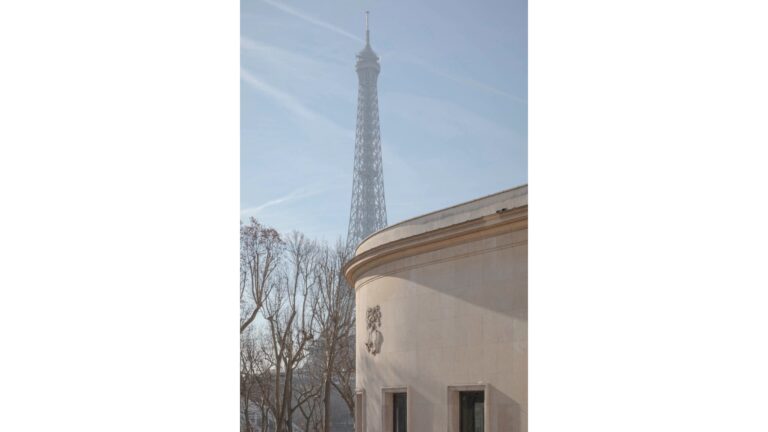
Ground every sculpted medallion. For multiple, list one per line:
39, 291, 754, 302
364, 305, 383, 355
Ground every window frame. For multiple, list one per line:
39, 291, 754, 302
355, 389, 366, 432
381, 386, 410, 432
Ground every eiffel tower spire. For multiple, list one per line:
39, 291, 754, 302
347, 12, 387, 250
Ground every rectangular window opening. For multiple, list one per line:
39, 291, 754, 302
393, 392, 407, 432
459, 391, 484, 432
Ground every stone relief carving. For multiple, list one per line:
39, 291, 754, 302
364, 305, 383, 355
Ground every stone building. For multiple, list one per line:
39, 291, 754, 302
344, 185, 528, 432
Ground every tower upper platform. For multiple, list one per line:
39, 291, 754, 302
356, 12, 380, 72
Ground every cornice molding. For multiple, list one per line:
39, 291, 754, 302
354, 239, 526, 291
344, 205, 527, 287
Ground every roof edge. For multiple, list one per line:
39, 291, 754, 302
344, 204, 527, 287
354, 183, 528, 256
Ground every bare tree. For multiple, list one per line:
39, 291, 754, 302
240, 223, 358, 432
313, 241, 355, 432
332, 332, 356, 423
261, 232, 320, 432
297, 394, 322, 432
294, 353, 324, 432
241, 218, 283, 334
241, 328, 272, 432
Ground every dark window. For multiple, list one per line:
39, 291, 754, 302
393, 392, 407, 432
460, 391, 484, 432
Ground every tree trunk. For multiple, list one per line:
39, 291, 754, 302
260, 404, 269, 432
322, 346, 336, 432
322, 372, 331, 432
242, 395, 250, 432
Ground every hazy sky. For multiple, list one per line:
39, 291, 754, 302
241, 0, 527, 242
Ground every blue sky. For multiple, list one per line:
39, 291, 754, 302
241, 0, 527, 242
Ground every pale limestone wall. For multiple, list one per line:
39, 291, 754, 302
353, 218, 527, 432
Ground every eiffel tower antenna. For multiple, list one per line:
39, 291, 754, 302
347, 11, 387, 251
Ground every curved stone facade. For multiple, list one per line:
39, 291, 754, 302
345, 185, 527, 432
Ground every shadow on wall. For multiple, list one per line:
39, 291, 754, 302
377, 241, 527, 322
490, 384, 525, 432
355, 238, 527, 431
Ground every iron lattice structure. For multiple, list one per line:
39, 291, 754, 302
347, 13, 387, 250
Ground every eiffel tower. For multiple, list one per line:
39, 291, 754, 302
347, 12, 387, 250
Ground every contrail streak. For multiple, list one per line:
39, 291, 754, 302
261, 0, 363, 43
